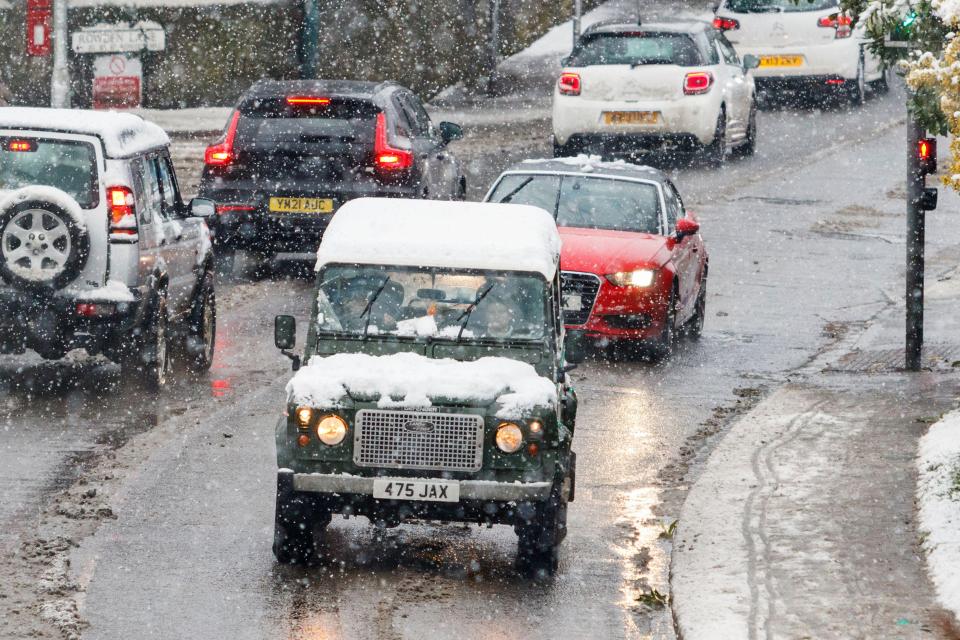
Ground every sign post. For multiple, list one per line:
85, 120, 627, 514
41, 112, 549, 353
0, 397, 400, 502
573, 0, 582, 48
49, 0, 69, 107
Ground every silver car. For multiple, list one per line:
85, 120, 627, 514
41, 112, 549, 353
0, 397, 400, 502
0, 107, 217, 389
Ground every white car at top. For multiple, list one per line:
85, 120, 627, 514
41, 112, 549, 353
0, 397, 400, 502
713, 0, 885, 104
551, 19, 758, 165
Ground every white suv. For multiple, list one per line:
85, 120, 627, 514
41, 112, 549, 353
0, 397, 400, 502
713, 0, 885, 104
0, 108, 217, 389
552, 20, 758, 165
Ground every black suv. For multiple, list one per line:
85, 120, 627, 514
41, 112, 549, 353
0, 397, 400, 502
198, 80, 465, 269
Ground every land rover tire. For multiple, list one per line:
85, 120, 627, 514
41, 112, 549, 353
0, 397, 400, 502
122, 290, 170, 391
516, 480, 568, 576
0, 198, 89, 291
183, 271, 216, 372
273, 473, 331, 565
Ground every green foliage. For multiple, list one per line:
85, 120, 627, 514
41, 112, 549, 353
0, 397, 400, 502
839, 0, 950, 133
636, 588, 671, 608
658, 519, 678, 540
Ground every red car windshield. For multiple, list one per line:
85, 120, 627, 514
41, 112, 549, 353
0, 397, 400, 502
488, 174, 662, 235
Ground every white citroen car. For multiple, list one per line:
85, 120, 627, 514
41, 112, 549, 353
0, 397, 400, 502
551, 20, 758, 165
712, 0, 885, 104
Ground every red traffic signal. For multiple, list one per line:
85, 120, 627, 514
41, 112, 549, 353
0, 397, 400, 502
918, 137, 937, 176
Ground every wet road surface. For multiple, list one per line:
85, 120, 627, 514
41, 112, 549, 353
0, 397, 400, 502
2, 75, 953, 639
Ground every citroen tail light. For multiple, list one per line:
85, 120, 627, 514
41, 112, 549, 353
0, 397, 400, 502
683, 71, 714, 95
818, 13, 853, 38
559, 72, 581, 96
712, 16, 740, 31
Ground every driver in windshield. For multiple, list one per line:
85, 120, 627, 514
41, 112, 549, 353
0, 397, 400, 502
468, 288, 516, 337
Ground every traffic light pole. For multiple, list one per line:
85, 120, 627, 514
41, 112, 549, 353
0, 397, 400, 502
905, 115, 925, 371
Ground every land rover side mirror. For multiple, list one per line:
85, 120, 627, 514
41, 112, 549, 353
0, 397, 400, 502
274, 315, 300, 370
742, 54, 760, 70
439, 121, 463, 145
564, 330, 587, 366
190, 197, 216, 218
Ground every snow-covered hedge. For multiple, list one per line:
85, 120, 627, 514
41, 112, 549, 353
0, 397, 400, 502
917, 410, 960, 622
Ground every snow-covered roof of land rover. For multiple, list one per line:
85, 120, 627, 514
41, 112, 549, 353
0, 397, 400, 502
315, 198, 561, 280
0, 108, 169, 158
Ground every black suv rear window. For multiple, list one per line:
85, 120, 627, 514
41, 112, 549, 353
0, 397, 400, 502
568, 32, 704, 67
0, 138, 98, 208
235, 97, 379, 150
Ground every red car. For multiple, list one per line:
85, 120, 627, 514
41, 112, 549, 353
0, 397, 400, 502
485, 158, 708, 358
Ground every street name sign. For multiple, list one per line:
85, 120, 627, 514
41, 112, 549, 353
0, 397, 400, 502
72, 23, 165, 54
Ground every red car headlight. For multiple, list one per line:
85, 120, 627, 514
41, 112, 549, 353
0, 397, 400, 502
606, 269, 656, 287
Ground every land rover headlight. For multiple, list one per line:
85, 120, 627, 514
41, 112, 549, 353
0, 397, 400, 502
495, 422, 524, 453
295, 406, 313, 428
316, 414, 348, 446
606, 269, 656, 288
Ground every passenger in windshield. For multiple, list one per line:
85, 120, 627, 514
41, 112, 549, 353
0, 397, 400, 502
331, 278, 404, 332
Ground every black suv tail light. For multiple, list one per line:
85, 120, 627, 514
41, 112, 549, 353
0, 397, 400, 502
373, 112, 413, 175
205, 111, 240, 167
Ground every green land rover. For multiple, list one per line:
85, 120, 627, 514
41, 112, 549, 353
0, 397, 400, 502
271, 198, 582, 573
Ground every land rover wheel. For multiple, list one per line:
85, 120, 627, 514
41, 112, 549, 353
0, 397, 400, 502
124, 292, 170, 391
184, 272, 216, 372
0, 198, 89, 290
273, 474, 331, 565
516, 481, 568, 577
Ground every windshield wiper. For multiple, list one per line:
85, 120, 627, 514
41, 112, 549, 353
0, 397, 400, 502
456, 283, 495, 341
360, 276, 391, 338
630, 59, 670, 68
498, 177, 534, 203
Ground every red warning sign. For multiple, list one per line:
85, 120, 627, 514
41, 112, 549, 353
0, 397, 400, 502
92, 55, 142, 109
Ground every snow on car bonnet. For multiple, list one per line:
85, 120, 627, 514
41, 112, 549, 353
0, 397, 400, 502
287, 352, 556, 419
315, 198, 561, 280
0, 107, 169, 158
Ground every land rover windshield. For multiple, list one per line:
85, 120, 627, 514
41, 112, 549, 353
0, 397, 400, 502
315, 265, 547, 342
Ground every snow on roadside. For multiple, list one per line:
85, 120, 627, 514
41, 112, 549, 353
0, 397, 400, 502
917, 409, 960, 622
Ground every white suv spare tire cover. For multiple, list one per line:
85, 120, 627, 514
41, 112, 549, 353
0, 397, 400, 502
0, 186, 90, 291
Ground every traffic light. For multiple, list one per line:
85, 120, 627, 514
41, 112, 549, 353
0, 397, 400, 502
918, 137, 937, 176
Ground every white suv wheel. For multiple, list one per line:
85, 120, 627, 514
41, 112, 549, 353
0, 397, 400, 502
2, 209, 72, 281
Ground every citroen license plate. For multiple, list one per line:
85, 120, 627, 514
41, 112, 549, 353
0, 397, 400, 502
758, 55, 803, 67
373, 478, 460, 503
603, 111, 660, 125
268, 197, 334, 214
